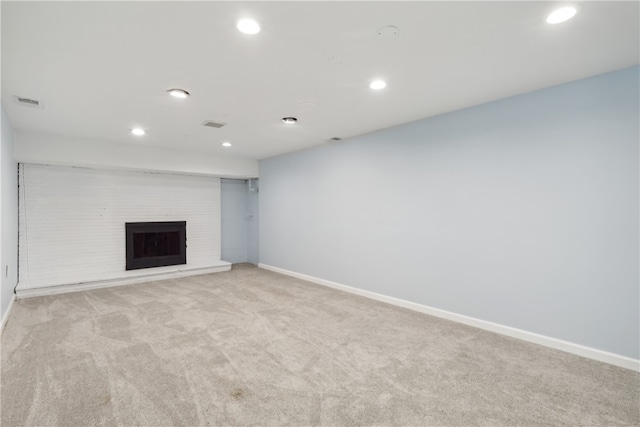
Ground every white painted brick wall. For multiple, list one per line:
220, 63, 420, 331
18, 164, 222, 289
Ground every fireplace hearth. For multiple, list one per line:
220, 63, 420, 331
126, 221, 186, 270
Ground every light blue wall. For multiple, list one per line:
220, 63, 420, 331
1, 107, 18, 319
259, 66, 640, 359
221, 179, 259, 264
247, 180, 259, 264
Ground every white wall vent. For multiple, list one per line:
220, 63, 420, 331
13, 95, 43, 108
202, 120, 226, 128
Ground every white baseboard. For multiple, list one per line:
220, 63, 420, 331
16, 263, 232, 298
1, 295, 16, 332
259, 263, 639, 372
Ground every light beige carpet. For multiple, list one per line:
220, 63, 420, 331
1, 264, 638, 426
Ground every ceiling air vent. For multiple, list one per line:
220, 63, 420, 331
202, 120, 226, 129
13, 95, 42, 108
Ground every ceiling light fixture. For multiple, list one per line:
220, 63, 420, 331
131, 128, 146, 136
167, 88, 190, 98
282, 117, 298, 124
370, 80, 387, 90
222, 142, 232, 147
237, 19, 261, 35
546, 6, 577, 24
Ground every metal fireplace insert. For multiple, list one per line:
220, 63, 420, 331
125, 221, 186, 270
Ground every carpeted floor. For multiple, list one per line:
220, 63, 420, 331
1, 264, 638, 426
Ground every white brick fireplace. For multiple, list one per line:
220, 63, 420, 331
17, 164, 229, 296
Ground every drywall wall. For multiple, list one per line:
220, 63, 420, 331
14, 131, 258, 179
18, 164, 224, 289
221, 179, 250, 263
221, 179, 259, 264
247, 180, 259, 264
259, 66, 640, 360
1, 108, 18, 319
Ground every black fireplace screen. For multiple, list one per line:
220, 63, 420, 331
126, 221, 186, 270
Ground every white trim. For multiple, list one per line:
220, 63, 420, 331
1, 295, 16, 332
259, 263, 640, 372
17, 263, 231, 298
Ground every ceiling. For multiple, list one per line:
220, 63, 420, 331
2, 1, 639, 160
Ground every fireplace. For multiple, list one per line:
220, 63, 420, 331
126, 221, 186, 270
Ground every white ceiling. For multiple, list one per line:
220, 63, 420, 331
2, 1, 639, 160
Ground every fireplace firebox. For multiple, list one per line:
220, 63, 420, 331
126, 221, 186, 270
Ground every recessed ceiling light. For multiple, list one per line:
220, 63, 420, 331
546, 6, 577, 24
370, 80, 387, 90
282, 117, 298, 124
237, 19, 261, 35
131, 128, 146, 136
222, 142, 232, 147
167, 88, 190, 98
